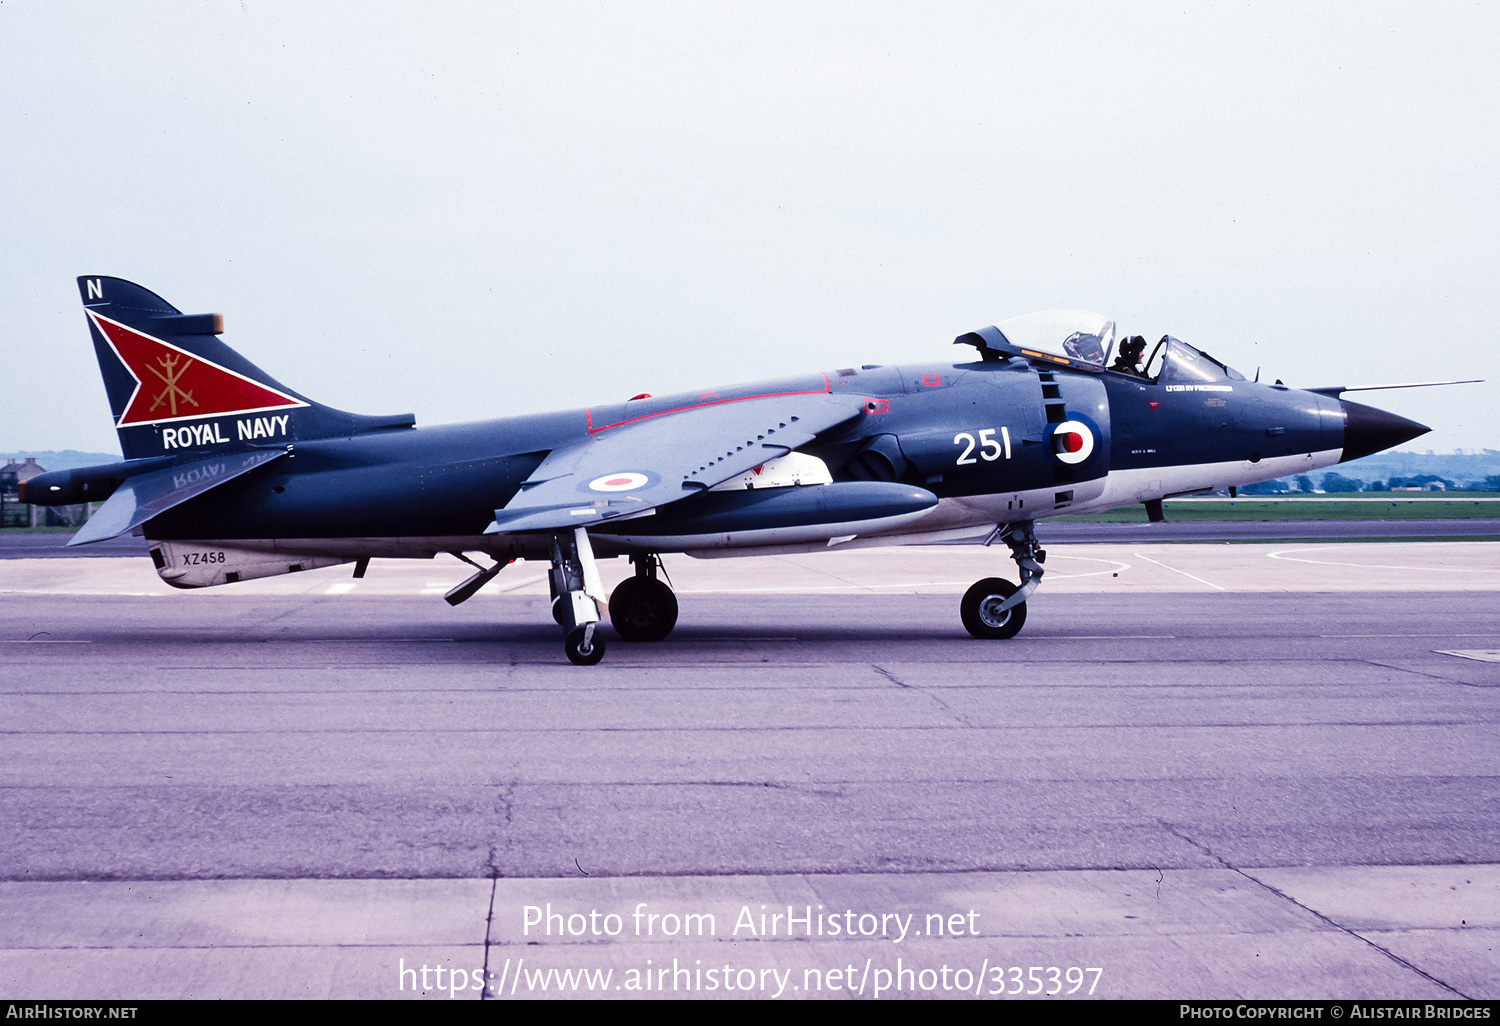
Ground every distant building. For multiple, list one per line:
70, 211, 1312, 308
1, 458, 91, 528
4, 457, 46, 482
0, 458, 45, 527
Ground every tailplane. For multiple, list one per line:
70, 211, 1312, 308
78, 276, 413, 460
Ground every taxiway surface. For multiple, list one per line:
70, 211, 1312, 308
6, 515, 1500, 559
1, 544, 1497, 999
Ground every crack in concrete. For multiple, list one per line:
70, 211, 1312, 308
1157, 820, 1471, 999
873, 663, 976, 728
1365, 658, 1497, 690
479, 872, 498, 1000
479, 782, 520, 899
496, 780, 517, 827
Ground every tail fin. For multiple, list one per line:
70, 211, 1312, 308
78, 276, 413, 460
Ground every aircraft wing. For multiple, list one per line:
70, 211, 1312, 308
68, 449, 288, 546
486, 393, 866, 534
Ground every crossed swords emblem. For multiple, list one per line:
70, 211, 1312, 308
147, 353, 199, 416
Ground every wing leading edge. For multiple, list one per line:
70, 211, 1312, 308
485, 393, 866, 534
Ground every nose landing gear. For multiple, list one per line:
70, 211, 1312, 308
961, 521, 1045, 640
961, 577, 1027, 639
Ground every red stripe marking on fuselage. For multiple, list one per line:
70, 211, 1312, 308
584, 376, 832, 433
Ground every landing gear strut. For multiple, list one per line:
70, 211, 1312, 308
961, 521, 1045, 640
609, 553, 679, 642
549, 528, 607, 665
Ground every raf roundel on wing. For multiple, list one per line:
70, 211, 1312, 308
588, 472, 650, 492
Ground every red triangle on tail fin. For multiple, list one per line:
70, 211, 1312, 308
88, 310, 307, 426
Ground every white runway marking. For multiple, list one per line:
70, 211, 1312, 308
487, 574, 548, 594
1268, 548, 1500, 574
678, 584, 977, 593
323, 583, 357, 595
1323, 633, 1500, 638
1436, 649, 1500, 662
680, 555, 1133, 594
1065, 635, 1175, 640
0, 590, 161, 596
1041, 555, 1132, 580
286, 638, 457, 643
675, 637, 800, 643
1131, 552, 1224, 590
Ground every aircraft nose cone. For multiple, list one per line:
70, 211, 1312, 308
1340, 399, 1430, 463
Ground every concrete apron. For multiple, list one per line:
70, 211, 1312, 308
1, 864, 1495, 1000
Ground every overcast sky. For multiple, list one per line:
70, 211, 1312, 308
3, 1, 1496, 455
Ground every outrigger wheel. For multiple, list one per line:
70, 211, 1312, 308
551, 528, 609, 665
564, 625, 605, 665
609, 554, 678, 642
961, 520, 1045, 641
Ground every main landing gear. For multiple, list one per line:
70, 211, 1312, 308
549, 528, 608, 665
548, 537, 681, 664
961, 521, 1045, 640
609, 553, 678, 642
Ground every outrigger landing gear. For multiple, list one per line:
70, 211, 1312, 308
609, 553, 678, 642
961, 521, 1045, 640
549, 528, 608, 665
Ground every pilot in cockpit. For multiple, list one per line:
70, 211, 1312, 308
1110, 335, 1147, 377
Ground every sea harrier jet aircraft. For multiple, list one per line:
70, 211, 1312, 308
23, 276, 1439, 663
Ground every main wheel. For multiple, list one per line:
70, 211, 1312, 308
960, 577, 1027, 639
564, 626, 606, 665
609, 576, 679, 642
552, 597, 567, 625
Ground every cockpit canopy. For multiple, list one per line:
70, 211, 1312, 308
1141, 337, 1246, 384
995, 310, 1115, 365
956, 309, 1116, 370
957, 309, 1246, 383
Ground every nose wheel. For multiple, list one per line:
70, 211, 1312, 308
961, 521, 1044, 640
961, 578, 1028, 639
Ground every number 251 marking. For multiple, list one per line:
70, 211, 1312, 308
954, 427, 1011, 464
